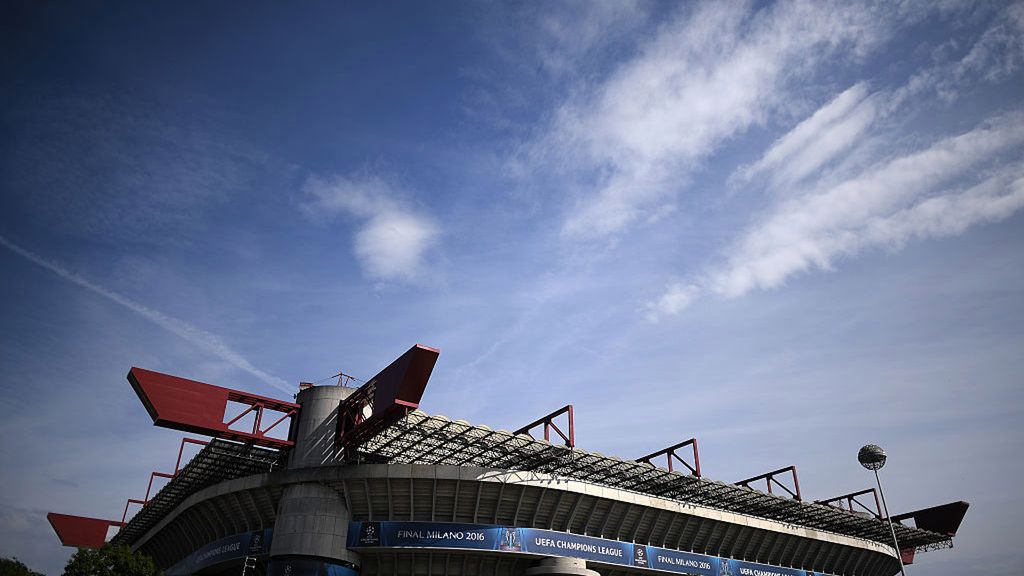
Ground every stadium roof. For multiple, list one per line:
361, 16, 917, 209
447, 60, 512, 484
113, 409, 952, 555
111, 439, 282, 546
360, 411, 952, 552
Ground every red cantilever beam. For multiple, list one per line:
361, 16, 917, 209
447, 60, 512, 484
637, 438, 701, 476
144, 471, 175, 502
337, 344, 440, 449
121, 499, 146, 524
128, 368, 299, 449
514, 405, 574, 447
891, 501, 970, 536
736, 465, 802, 501
817, 488, 882, 518
175, 437, 209, 473
47, 513, 124, 549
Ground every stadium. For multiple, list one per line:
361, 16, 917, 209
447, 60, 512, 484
47, 344, 968, 576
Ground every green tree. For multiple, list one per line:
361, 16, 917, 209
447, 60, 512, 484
61, 545, 160, 576
0, 556, 44, 576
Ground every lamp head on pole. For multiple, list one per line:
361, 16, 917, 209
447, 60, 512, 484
858, 444, 887, 471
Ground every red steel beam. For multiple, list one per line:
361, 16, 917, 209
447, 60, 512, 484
47, 513, 124, 549
514, 405, 574, 448
121, 499, 146, 524
337, 344, 440, 450
54, 436, 209, 549
128, 368, 299, 449
637, 438, 701, 477
144, 471, 175, 502
891, 501, 970, 536
736, 465, 802, 501
816, 488, 882, 518
175, 437, 209, 474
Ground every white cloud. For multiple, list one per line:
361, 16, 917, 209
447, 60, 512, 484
890, 2, 1024, 104
532, 0, 888, 240
532, 0, 647, 78
711, 113, 1024, 297
302, 175, 440, 283
645, 1, 1024, 321
856, 168, 1024, 248
955, 1, 1024, 83
646, 112, 1024, 318
645, 283, 700, 321
0, 236, 293, 393
730, 83, 879, 190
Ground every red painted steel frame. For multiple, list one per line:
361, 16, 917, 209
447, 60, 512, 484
175, 437, 209, 474
901, 548, 916, 565
128, 368, 299, 449
121, 499, 146, 524
891, 501, 970, 536
736, 465, 802, 501
901, 545, 917, 565
514, 405, 575, 447
56, 436, 211, 545
637, 438, 701, 477
145, 471, 175, 502
123, 437, 211, 526
817, 488, 882, 518
337, 344, 440, 449
47, 513, 124, 549
337, 382, 374, 446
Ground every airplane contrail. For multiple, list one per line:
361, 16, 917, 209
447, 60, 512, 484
0, 235, 293, 394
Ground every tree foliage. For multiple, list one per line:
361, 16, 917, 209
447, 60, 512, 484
0, 557, 45, 576
62, 545, 160, 576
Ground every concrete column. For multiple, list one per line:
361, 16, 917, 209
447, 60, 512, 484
524, 557, 600, 576
269, 482, 360, 569
289, 385, 353, 469
271, 385, 361, 570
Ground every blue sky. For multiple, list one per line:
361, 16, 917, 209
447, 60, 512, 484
2, 1, 1023, 574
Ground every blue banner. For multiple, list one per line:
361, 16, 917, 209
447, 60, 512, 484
519, 529, 631, 565
165, 528, 272, 576
348, 521, 828, 576
643, 547, 719, 575
350, 521, 500, 550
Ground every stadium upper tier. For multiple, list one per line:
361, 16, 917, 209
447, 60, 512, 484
109, 409, 952, 575
51, 345, 966, 576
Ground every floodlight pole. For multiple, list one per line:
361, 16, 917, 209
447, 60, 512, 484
860, 444, 906, 576
872, 468, 906, 576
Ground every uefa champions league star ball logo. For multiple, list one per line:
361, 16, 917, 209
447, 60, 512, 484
358, 522, 381, 546
633, 546, 648, 567
249, 531, 264, 554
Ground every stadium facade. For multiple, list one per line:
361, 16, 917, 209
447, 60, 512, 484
48, 345, 968, 576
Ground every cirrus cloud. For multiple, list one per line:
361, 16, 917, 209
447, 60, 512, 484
525, 0, 890, 240
648, 111, 1024, 319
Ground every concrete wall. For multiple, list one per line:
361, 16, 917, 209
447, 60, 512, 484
271, 385, 361, 567
289, 385, 352, 469
269, 482, 359, 567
